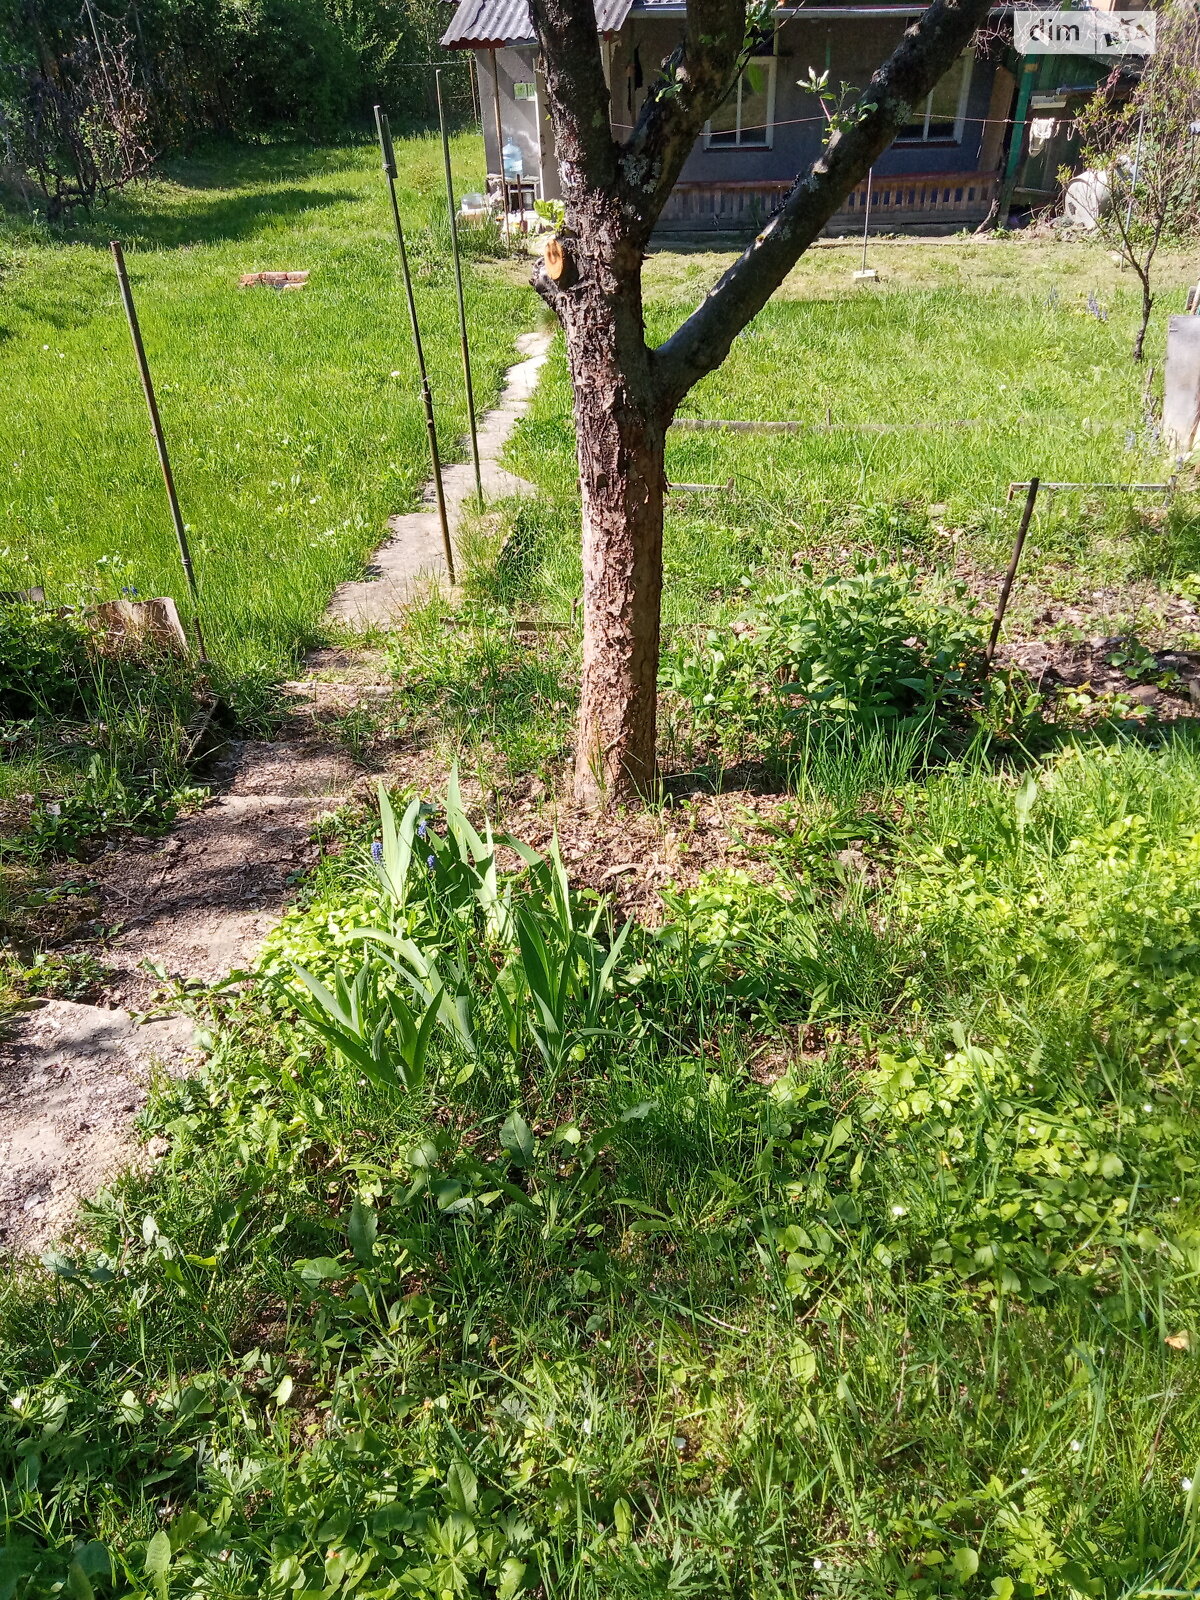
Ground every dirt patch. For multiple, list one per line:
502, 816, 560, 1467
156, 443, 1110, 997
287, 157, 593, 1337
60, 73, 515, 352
74, 735, 361, 1012
0, 1000, 194, 1255
997, 638, 1200, 717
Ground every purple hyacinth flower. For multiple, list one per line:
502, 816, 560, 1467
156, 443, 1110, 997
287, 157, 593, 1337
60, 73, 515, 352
372, 840, 383, 862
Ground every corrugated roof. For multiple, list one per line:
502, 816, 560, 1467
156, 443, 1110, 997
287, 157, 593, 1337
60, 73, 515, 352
442, 0, 632, 49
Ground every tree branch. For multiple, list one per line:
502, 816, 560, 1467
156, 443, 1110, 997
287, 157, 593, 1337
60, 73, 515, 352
616, 0, 749, 233
653, 0, 994, 411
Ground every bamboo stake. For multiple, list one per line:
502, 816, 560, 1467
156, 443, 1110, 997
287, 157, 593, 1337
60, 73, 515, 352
489, 49, 511, 247
436, 68, 484, 512
986, 476, 1039, 669
373, 106, 455, 586
110, 241, 207, 660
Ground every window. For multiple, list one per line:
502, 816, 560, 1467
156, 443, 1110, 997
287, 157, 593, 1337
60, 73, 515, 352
896, 53, 972, 143
705, 56, 777, 148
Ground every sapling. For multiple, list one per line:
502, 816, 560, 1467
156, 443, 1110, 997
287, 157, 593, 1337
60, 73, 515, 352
1075, 2, 1200, 360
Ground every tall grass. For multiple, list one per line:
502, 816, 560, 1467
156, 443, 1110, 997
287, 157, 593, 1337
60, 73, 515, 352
0, 138, 533, 684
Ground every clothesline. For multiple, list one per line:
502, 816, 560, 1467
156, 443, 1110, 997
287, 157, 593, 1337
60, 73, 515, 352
609, 110, 1031, 133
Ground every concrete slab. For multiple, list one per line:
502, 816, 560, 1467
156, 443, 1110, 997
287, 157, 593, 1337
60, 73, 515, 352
326, 328, 554, 629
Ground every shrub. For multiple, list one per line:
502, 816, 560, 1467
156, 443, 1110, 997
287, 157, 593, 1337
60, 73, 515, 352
0, 606, 94, 720
664, 560, 987, 754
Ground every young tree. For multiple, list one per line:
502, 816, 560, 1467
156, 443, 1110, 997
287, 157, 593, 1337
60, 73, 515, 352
1076, 3, 1200, 362
527, 0, 993, 807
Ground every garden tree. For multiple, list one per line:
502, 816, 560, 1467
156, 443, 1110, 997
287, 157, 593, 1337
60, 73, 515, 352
1076, 1, 1200, 362
528, 0, 995, 808
0, 0, 154, 217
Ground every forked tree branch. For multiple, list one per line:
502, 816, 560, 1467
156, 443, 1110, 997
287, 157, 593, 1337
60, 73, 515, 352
617, 0, 749, 230
653, 0, 994, 410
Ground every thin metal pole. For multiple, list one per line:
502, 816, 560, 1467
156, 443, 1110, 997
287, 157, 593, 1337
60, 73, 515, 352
110, 241, 207, 660
374, 106, 456, 586
489, 49, 511, 247
437, 68, 484, 512
986, 476, 1039, 669
861, 167, 873, 272
469, 51, 481, 131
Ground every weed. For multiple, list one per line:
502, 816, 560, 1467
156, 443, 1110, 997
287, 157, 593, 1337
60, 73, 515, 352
664, 561, 987, 769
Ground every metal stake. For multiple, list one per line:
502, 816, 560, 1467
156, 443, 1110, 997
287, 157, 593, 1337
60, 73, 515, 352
986, 476, 1040, 669
437, 68, 484, 512
110, 240, 207, 660
374, 106, 456, 585
861, 167, 873, 272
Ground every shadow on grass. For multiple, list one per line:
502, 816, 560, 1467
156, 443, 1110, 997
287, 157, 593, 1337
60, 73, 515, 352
93, 183, 361, 250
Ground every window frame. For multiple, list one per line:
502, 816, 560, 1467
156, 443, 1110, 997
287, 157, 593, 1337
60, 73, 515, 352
894, 51, 973, 145
703, 50, 778, 150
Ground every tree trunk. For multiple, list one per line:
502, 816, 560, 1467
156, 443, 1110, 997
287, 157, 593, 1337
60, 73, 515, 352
557, 244, 668, 808
1133, 273, 1154, 362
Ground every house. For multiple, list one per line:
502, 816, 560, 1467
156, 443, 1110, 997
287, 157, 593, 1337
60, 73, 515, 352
440, 0, 1139, 235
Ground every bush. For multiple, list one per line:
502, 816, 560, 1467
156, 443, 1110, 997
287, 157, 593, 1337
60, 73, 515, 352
0, 604, 204, 859
665, 560, 987, 756
0, 606, 94, 720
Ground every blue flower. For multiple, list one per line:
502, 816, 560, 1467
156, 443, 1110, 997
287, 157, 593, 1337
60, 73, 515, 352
417, 820, 428, 841
372, 840, 383, 862
427, 854, 436, 870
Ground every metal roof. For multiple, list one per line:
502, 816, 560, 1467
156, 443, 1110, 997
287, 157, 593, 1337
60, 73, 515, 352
442, 0, 632, 48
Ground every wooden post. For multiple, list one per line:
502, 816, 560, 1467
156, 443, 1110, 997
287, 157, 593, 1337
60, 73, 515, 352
374, 107, 456, 585
986, 476, 1039, 669
489, 48, 511, 246
110, 241, 207, 660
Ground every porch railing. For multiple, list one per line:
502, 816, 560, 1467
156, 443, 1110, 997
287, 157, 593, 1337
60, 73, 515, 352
658, 171, 997, 230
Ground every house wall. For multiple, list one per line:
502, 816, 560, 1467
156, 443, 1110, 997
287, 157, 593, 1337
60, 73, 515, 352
609, 14, 1002, 188
466, 13, 1018, 233
475, 45, 549, 193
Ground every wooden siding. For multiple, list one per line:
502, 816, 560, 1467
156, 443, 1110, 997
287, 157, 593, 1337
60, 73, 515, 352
657, 171, 999, 233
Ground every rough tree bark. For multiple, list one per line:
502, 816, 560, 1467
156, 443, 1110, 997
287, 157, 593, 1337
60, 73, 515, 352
528, 0, 995, 807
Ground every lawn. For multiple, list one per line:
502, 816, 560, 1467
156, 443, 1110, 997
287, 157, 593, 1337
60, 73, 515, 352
0, 136, 534, 689
3, 228, 1200, 1600
504, 237, 1200, 633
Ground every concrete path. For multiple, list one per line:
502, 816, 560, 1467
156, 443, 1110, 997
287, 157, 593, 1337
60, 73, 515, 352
326, 328, 553, 628
1, 327, 553, 1257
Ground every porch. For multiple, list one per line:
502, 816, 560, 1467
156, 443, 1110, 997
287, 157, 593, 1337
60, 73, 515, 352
655, 170, 1000, 235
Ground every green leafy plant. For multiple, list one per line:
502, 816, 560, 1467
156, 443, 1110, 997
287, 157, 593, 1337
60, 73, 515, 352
665, 561, 987, 758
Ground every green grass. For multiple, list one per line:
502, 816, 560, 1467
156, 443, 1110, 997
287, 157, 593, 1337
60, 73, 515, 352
0, 137, 533, 686
3, 740, 1199, 1597
5, 220, 1200, 1600
501, 238, 1200, 634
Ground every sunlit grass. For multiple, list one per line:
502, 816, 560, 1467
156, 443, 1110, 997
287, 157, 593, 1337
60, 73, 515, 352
0, 137, 534, 684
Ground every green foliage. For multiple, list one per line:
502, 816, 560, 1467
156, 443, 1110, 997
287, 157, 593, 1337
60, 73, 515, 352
266, 771, 631, 1090
0, 606, 205, 863
1, 0, 475, 205
0, 606, 95, 721
665, 561, 987, 761
4, 751, 1200, 1595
